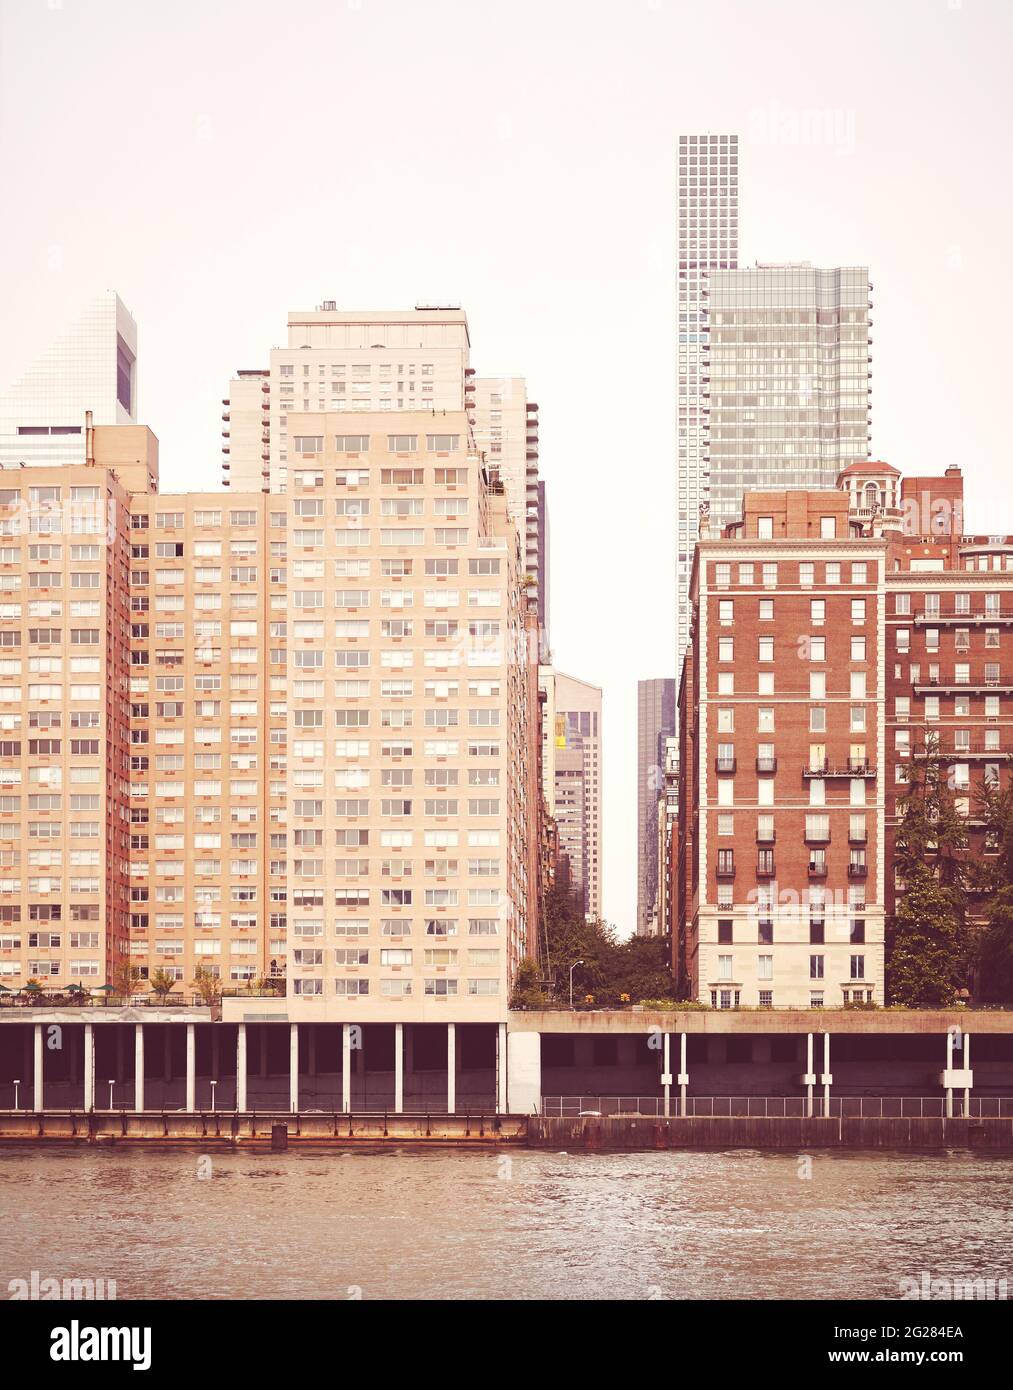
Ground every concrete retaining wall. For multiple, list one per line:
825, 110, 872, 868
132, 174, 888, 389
0, 1110, 527, 1146
527, 1115, 1013, 1151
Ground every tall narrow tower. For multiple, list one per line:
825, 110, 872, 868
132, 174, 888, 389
676, 134, 739, 675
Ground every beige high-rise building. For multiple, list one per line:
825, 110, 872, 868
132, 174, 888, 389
220, 369, 270, 491
539, 668, 602, 919
0, 414, 538, 1022
223, 308, 549, 653
222, 305, 472, 493
471, 378, 545, 651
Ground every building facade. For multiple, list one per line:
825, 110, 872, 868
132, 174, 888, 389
0, 292, 137, 471
706, 264, 872, 523
678, 486, 886, 1008
541, 670, 602, 919
222, 305, 549, 653
636, 677, 676, 934
0, 415, 539, 1023
676, 133, 740, 675
678, 460, 1013, 1008
882, 464, 1012, 940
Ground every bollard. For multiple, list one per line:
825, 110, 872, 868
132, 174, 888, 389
271, 1122, 288, 1152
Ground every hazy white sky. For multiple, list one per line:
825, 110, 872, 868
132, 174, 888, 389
1, 0, 1011, 933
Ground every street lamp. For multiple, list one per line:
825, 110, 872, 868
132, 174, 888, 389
209, 1080, 218, 1113
12, 1079, 20, 1111
569, 960, 585, 1009
108, 1080, 115, 1111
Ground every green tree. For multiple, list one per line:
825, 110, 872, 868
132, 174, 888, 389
888, 733, 968, 1006
148, 968, 177, 1002
509, 957, 548, 1010
974, 781, 1013, 1004
110, 961, 142, 998
191, 964, 221, 1005
537, 883, 676, 1005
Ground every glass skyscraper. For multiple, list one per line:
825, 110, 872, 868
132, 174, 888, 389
675, 135, 872, 679
706, 264, 872, 521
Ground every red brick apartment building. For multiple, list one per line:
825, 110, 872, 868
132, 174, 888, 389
678, 461, 1012, 1008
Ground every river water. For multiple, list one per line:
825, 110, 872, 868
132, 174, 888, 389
1, 1146, 1011, 1301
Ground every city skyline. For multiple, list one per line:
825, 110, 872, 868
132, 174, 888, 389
2, 0, 1012, 934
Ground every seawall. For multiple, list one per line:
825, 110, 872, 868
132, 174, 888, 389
4, 1111, 1013, 1150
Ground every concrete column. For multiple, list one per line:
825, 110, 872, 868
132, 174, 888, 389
496, 1023, 508, 1113
342, 1023, 352, 1113
83, 1022, 94, 1111
185, 1022, 196, 1113
945, 1029, 954, 1119
394, 1023, 404, 1112
821, 1033, 831, 1117
506, 1031, 541, 1114
963, 1034, 971, 1117
236, 1023, 247, 1112
33, 1023, 43, 1112
289, 1023, 299, 1114
678, 1032, 688, 1117
662, 1033, 672, 1118
447, 1023, 456, 1114
134, 1024, 144, 1112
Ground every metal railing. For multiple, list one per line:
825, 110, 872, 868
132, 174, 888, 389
541, 1096, 1013, 1119
0, 993, 209, 1009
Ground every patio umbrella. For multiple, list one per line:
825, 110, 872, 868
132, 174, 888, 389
95, 984, 116, 992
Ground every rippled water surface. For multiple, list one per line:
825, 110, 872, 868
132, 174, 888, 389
1, 1146, 1011, 1300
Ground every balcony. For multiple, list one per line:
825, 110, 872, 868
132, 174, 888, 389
848, 828, 868, 844
755, 756, 777, 773
915, 746, 1010, 761
802, 761, 877, 779
755, 829, 776, 844
808, 859, 828, 878
756, 857, 776, 878
914, 679, 1013, 695
715, 757, 737, 774
715, 861, 736, 880
848, 862, 868, 879
914, 611, 1013, 625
